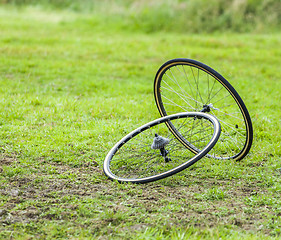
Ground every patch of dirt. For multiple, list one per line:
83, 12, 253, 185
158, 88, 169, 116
0, 153, 18, 165
0, 157, 279, 237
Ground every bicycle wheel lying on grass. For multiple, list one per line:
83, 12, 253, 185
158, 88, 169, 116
103, 112, 221, 183
154, 58, 253, 161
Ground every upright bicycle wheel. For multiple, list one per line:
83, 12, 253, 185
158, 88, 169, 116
154, 58, 253, 161
103, 112, 221, 183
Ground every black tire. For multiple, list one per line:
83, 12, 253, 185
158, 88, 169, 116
154, 58, 253, 161
103, 112, 221, 183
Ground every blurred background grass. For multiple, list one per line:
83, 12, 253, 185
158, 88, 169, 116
1, 0, 280, 33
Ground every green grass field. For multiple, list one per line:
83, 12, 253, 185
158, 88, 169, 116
0, 5, 281, 239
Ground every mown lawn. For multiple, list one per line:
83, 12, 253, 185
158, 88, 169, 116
0, 6, 280, 239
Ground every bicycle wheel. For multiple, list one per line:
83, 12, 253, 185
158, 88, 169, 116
103, 112, 221, 183
154, 58, 253, 161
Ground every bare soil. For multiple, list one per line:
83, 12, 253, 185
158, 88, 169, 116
0, 154, 279, 237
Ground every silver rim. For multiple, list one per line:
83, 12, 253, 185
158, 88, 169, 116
103, 112, 221, 183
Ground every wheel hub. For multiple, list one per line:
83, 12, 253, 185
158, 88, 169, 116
151, 133, 171, 162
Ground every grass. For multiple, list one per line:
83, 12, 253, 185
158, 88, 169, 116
2, 0, 280, 33
0, 5, 281, 239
